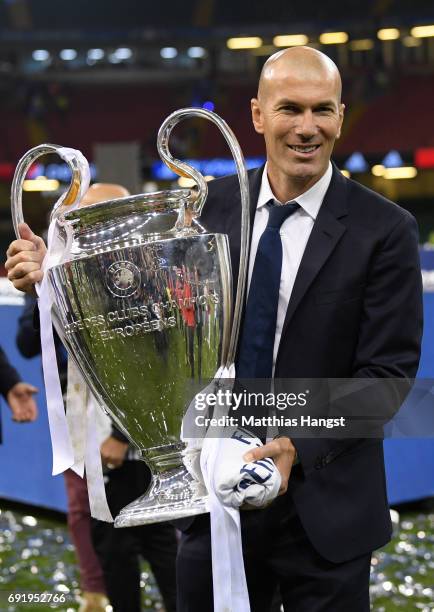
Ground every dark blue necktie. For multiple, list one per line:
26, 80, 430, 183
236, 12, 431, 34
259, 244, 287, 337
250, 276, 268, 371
237, 200, 300, 379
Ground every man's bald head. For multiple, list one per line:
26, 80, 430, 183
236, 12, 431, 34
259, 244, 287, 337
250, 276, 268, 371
258, 46, 342, 104
79, 183, 130, 207
251, 45, 345, 202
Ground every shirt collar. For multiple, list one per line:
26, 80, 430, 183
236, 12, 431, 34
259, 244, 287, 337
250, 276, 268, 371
257, 161, 333, 220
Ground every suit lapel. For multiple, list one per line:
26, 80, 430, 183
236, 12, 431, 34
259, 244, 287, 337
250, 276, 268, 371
247, 167, 263, 238
222, 164, 350, 348
280, 165, 349, 337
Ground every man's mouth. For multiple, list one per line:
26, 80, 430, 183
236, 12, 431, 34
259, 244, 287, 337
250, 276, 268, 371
289, 145, 320, 154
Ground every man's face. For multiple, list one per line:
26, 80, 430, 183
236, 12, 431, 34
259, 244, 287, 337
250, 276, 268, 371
251, 69, 344, 191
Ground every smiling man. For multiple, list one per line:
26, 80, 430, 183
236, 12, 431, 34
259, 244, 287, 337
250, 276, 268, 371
252, 47, 344, 201
4, 46, 423, 612
175, 47, 423, 611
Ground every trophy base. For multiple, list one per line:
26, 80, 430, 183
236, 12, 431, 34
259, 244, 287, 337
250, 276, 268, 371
114, 461, 208, 528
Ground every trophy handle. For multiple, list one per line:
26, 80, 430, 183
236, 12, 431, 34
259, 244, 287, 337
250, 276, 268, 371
11, 144, 89, 239
157, 108, 250, 366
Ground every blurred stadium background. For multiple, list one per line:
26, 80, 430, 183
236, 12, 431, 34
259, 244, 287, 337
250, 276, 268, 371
0, 1, 433, 610
0, 0, 433, 247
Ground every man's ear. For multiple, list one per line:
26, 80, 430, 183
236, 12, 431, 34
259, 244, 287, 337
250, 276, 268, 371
251, 98, 264, 134
336, 103, 345, 139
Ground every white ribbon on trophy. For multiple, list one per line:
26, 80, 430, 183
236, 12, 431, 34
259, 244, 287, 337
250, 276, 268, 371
35, 147, 89, 475
183, 364, 281, 612
199, 364, 251, 612
31, 147, 113, 521
66, 362, 113, 522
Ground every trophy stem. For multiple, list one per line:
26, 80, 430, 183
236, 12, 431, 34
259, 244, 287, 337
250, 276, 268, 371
114, 443, 208, 528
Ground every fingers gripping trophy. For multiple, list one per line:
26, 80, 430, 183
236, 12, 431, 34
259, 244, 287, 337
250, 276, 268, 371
11, 109, 250, 527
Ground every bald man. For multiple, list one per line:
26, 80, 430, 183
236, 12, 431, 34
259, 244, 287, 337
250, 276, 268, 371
5, 183, 130, 295
6, 52, 422, 610
175, 47, 423, 611
7, 182, 178, 612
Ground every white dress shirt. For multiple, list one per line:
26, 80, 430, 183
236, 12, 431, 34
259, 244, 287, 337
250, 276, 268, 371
247, 162, 333, 372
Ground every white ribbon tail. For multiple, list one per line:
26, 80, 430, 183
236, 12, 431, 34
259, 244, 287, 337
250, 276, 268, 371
38, 278, 74, 475
202, 435, 250, 612
66, 360, 87, 477
84, 397, 113, 522
200, 361, 251, 612
34, 146, 90, 476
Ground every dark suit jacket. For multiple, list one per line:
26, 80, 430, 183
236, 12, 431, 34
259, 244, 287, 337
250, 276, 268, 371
0, 346, 21, 400
192, 163, 423, 563
0, 345, 22, 443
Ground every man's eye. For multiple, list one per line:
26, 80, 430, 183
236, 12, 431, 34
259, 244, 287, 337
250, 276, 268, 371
316, 107, 333, 114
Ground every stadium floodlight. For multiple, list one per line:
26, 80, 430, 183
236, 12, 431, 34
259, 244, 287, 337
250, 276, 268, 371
383, 167, 417, 179
114, 48, 133, 60
251, 45, 278, 56
402, 36, 422, 47
23, 178, 60, 192
202, 101, 215, 111
350, 39, 374, 51
319, 32, 348, 44
377, 28, 400, 40
227, 37, 263, 50
273, 34, 308, 47
188, 47, 207, 58
87, 49, 105, 61
160, 47, 178, 59
32, 50, 50, 61
372, 165, 385, 177
178, 177, 196, 188
411, 25, 434, 38
382, 150, 404, 168
344, 152, 368, 173
59, 49, 77, 61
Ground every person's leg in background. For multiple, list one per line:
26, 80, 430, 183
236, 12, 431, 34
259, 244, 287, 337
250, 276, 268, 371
63, 469, 109, 612
91, 459, 178, 612
92, 519, 143, 612
137, 521, 178, 612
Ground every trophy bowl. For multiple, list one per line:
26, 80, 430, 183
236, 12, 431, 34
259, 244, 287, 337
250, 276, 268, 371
11, 109, 250, 526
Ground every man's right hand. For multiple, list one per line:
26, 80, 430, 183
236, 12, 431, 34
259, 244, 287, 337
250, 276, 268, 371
5, 223, 47, 295
7, 382, 38, 422
100, 436, 129, 469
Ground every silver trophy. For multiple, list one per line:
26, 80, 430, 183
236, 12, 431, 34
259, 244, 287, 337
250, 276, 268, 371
11, 108, 250, 526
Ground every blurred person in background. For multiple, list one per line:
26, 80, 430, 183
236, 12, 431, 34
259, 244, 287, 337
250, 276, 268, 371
8, 183, 178, 612
92, 438, 178, 612
16, 291, 109, 612
0, 344, 37, 428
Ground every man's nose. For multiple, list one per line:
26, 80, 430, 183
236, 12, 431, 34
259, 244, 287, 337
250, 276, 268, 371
294, 111, 317, 139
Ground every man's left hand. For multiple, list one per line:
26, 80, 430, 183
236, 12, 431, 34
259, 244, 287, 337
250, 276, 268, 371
243, 436, 297, 495
7, 382, 38, 422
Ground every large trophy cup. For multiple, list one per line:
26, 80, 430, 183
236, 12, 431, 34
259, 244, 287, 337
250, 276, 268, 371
11, 109, 250, 526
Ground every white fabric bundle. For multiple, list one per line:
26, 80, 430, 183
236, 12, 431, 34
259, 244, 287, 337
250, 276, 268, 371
210, 428, 281, 508
66, 362, 114, 522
